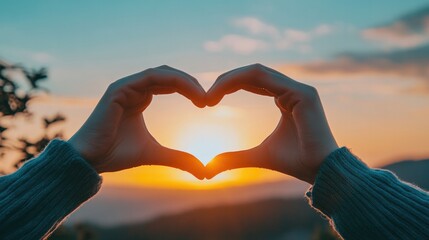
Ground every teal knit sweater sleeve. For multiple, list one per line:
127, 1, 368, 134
0, 139, 102, 240
306, 147, 429, 240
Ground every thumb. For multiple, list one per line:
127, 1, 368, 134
147, 145, 206, 180
205, 148, 263, 179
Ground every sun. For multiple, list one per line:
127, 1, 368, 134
176, 123, 240, 166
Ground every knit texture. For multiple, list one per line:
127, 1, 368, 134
0, 139, 102, 240
306, 147, 429, 240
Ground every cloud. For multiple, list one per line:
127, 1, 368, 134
204, 17, 335, 54
272, 7, 429, 95
275, 26, 333, 50
362, 6, 429, 48
1, 47, 55, 65
204, 34, 268, 55
313, 24, 335, 35
277, 44, 429, 94
30, 52, 55, 63
233, 17, 279, 37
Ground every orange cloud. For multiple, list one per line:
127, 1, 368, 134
362, 6, 429, 48
276, 44, 429, 94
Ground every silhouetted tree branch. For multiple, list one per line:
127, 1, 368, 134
0, 58, 65, 174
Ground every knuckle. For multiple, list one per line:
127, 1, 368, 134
105, 84, 127, 105
300, 84, 319, 101
106, 82, 116, 92
250, 63, 265, 72
250, 63, 268, 80
142, 68, 157, 84
143, 68, 156, 77
305, 85, 318, 96
106, 80, 121, 94
113, 90, 128, 105
214, 74, 224, 85
253, 63, 264, 68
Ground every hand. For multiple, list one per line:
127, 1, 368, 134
68, 65, 206, 179
205, 64, 339, 184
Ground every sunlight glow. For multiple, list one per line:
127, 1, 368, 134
176, 123, 240, 166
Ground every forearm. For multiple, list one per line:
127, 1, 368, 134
0, 139, 102, 240
306, 148, 429, 240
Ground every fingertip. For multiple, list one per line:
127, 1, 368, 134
205, 174, 215, 180
204, 158, 222, 179
193, 100, 206, 108
205, 95, 221, 107
205, 88, 217, 106
192, 89, 207, 108
204, 169, 217, 180
193, 172, 205, 180
206, 102, 216, 107
188, 168, 206, 181
188, 157, 206, 180
158, 147, 206, 180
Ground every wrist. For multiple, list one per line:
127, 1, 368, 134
301, 143, 340, 185
307, 145, 341, 184
67, 136, 101, 173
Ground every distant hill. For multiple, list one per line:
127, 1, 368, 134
382, 159, 429, 190
51, 198, 340, 240
50, 158, 429, 240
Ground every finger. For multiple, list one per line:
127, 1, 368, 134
154, 65, 206, 107
275, 91, 299, 113
157, 65, 205, 92
214, 65, 248, 83
205, 147, 264, 179
147, 145, 206, 180
151, 68, 206, 108
118, 68, 206, 108
241, 85, 275, 97
206, 64, 285, 106
206, 67, 245, 106
209, 83, 274, 97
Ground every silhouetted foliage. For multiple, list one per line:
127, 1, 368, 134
0, 59, 65, 174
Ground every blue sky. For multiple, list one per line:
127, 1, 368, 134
1, 0, 428, 96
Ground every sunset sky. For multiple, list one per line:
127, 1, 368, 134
1, 0, 429, 189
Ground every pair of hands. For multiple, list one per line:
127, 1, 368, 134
68, 64, 338, 184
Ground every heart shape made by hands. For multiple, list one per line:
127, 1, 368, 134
70, 64, 337, 184
136, 64, 337, 183
144, 92, 280, 166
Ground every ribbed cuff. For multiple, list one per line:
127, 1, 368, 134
0, 139, 102, 239
305, 147, 370, 217
305, 147, 429, 239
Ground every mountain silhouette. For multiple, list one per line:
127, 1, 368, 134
52, 198, 339, 240
382, 159, 429, 190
